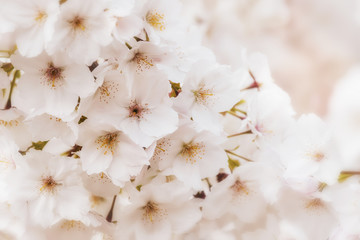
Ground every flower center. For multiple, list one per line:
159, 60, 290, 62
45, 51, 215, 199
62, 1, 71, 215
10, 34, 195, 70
69, 16, 86, 31
142, 201, 167, 223
308, 151, 325, 162
179, 141, 205, 164
146, 11, 166, 31
90, 195, 105, 208
230, 179, 249, 195
35, 11, 47, 22
39, 176, 60, 193
192, 84, 214, 105
305, 198, 324, 210
131, 52, 154, 73
95, 132, 119, 155
128, 101, 148, 119
60, 220, 86, 231
42, 63, 64, 89
98, 80, 119, 104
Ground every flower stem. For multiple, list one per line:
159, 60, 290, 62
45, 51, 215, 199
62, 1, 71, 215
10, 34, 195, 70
4, 70, 20, 110
225, 150, 253, 162
227, 130, 252, 138
224, 111, 246, 120
106, 195, 117, 223
340, 171, 360, 175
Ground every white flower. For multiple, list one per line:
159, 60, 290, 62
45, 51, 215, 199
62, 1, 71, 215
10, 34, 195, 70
116, 41, 183, 82
11, 53, 96, 118
10, 0, 59, 57
0, 108, 32, 150
78, 123, 150, 186
174, 61, 242, 134
237, 52, 274, 91
7, 149, 91, 227
84, 69, 179, 147
281, 114, 341, 185
116, 178, 202, 240
245, 87, 295, 142
0, 134, 21, 201
116, 71, 178, 147
275, 188, 338, 240
323, 177, 360, 236
328, 66, 360, 169
152, 123, 228, 189
139, 0, 184, 43
26, 113, 78, 146
47, 0, 113, 64
202, 163, 267, 224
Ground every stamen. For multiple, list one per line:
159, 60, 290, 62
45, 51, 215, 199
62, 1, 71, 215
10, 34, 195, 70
179, 141, 205, 164
35, 11, 47, 22
156, 146, 166, 152
69, 16, 86, 31
131, 52, 154, 73
41, 63, 64, 89
305, 198, 324, 210
146, 11, 166, 31
142, 201, 167, 223
231, 179, 249, 195
98, 80, 119, 104
306, 151, 325, 162
128, 101, 148, 119
152, 138, 171, 164
95, 132, 119, 155
60, 220, 86, 231
49, 116, 62, 122
192, 83, 215, 105
39, 176, 61, 193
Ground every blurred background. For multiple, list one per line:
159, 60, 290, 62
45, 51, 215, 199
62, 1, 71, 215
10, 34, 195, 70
181, 0, 360, 117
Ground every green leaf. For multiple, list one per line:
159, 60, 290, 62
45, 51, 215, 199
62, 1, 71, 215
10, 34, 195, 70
1, 63, 14, 74
228, 157, 240, 172
78, 115, 88, 124
32, 140, 49, 151
169, 81, 181, 98
338, 172, 354, 183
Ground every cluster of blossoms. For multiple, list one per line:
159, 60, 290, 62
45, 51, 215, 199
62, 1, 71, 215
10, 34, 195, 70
0, 0, 359, 239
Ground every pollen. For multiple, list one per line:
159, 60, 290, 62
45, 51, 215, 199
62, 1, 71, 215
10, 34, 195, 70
90, 172, 112, 185
128, 100, 148, 119
179, 141, 205, 164
192, 83, 215, 105
146, 11, 166, 31
95, 132, 119, 155
0, 119, 19, 127
307, 151, 325, 162
41, 63, 64, 89
39, 176, 60, 194
49, 116, 62, 122
90, 195, 105, 208
142, 201, 168, 223
35, 11, 47, 22
152, 138, 171, 163
231, 179, 249, 195
131, 52, 154, 73
305, 198, 325, 211
68, 15, 86, 31
60, 220, 86, 231
98, 80, 119, 104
